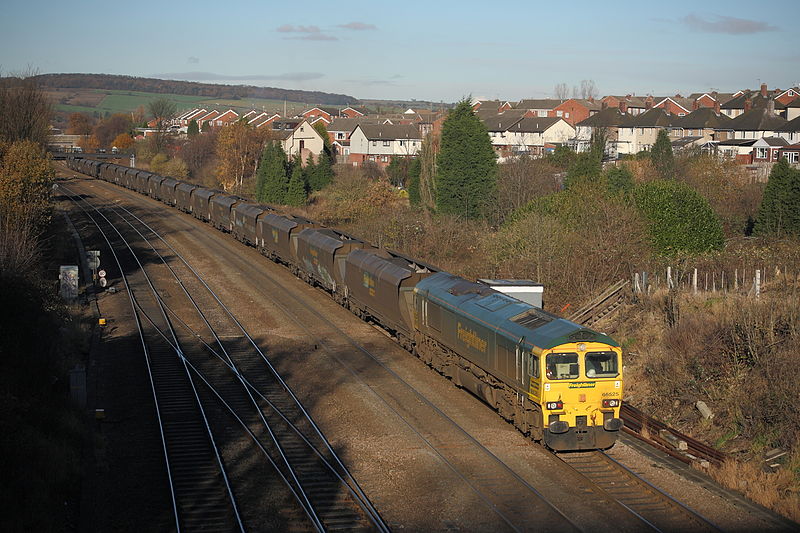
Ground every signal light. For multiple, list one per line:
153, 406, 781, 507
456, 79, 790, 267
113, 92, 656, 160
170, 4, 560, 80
602, 399, 620, 408
546, 401, 563, 410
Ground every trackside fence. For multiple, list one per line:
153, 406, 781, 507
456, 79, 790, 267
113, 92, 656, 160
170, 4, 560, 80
631, 265, 797, 299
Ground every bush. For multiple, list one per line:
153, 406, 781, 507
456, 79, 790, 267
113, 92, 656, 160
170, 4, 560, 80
633, 180, 724, 255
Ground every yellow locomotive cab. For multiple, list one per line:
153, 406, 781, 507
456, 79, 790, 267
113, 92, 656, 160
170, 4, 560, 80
535, 342, 623, 450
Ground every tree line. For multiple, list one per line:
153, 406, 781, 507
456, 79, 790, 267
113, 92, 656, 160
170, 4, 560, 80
34, 73, 358, 106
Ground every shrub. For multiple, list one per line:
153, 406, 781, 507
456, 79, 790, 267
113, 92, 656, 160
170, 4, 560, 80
633, 180, 724, 255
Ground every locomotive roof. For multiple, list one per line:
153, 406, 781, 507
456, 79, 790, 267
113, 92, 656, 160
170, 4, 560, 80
416, 272, 618, 350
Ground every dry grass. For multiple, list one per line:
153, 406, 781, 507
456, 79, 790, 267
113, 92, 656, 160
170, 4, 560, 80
709, 457, 800, 523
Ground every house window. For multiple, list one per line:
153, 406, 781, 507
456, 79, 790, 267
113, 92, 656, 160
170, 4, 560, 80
381, 155, 388, 162
678, 113, 685, 117
565, 112, 570, 118
556, 110, 563, 117
337, 132, 345, 139
537, 110, 547, 117
756, 147, 768, 159
372, 141, 377, 146
383, 140, 390, 146
787, 152, 798, 163
399, 140, 405, 146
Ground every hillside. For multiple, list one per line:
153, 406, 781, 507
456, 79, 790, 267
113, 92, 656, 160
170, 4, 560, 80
34, 73, 359, 106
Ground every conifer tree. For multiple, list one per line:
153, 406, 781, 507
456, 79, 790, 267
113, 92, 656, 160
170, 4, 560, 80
285, 161, 307, 206
309, 150, 333, 191
255, 141, 288, 204
651, 129, 675, 180
435, 99, 497, 218
303, 152, 317, 190
187, 119, 199, 137
754, 158, 800, 236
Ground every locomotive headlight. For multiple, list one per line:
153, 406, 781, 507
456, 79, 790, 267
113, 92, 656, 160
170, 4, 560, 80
602, 399, 620, 408
546, 401, 563, 410
578, 343, 587, 352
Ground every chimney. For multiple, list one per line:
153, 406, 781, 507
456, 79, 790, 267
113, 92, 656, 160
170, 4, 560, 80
645, 95, 654, 110
619, 100, 628, 114
744, 98, 752, 113
768, 98, 775, 115
714, 101, 721, 114
692, 99, 700, 111
760, 83, 768, 98
601, 101, 608, 110
711, 91, 718, 101
588, 96, 595, 104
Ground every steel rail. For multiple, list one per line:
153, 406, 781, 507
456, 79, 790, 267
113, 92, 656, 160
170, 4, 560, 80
61, 184, 245, 532
58, 190, 182, 533
110, 201, 389, 532
108, 201, 380, 532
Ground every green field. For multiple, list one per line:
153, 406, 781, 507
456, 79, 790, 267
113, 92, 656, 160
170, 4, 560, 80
54, 89, 307, 116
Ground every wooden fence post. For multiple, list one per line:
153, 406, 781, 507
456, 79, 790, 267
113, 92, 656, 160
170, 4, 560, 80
755, 269, 761, 300
693, 268, 698, 294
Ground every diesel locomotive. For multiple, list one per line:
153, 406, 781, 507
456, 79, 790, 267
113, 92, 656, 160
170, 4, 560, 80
66, 157, 624, 450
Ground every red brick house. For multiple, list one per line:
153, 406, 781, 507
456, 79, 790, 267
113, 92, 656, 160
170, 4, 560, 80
210, 109, 239, 128
302, 107, 340, 124
552, 98, 601, 126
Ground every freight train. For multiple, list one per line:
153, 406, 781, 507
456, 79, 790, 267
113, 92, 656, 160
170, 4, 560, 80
66, 157, 624, 451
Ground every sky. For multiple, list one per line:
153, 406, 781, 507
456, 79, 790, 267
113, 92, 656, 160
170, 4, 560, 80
1, 0, 798, 103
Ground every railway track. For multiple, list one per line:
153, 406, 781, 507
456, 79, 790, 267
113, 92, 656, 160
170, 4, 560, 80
61, 183, 386, 532
558, 450, 721, 532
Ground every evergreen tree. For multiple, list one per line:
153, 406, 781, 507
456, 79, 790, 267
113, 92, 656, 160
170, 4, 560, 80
303, 152, 317, 190
564, 130, 605, 189
407, 157, 421, 206
285, 161, 307, 206
255, 142, 288, 204
435, 99, 497, 218
201, 120, 212, 133
311, 150, 334, 191
187, 119, 199, 137
754, 158, 800, 236
651, 129, 675, 180
604, 165, 634, 196
546, 144, 576, 169
633, 180, 724, 254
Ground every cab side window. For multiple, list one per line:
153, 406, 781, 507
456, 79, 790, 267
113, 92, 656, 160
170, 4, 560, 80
528, 354, 540, 378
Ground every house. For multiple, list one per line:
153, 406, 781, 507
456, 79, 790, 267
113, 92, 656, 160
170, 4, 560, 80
653, 96, 693, 117
751, 137, 789, 163
728, 107, 787, 140
515, 99, 566, 117
601, 95, 653, 116
552, 98, 602, 126
775, 116, 800, 144
341, 106, 368, 118
720, 86, 788, 118
210, 109, 239, 128
670, 107, 732, 142
776, 143, 800, 165
499, 117, 575, 158
348, 124, 422, 166
689, 92, 736, 109
615, 108, 673, 155
271, 119, 325, 162
302, 107, 341, 124
177, 108, 206, 127
716, 139, 757, 163
573, 107, 632, 156
472, 99, 510, 112
195, 110, 221, 129
327, 118, 377, 161
773, 87, 800, 106
249, 112, 281, 129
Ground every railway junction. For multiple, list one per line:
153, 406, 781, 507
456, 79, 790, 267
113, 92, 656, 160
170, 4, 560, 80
56, 164, 797, 532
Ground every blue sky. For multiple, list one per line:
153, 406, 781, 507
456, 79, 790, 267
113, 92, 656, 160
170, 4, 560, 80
2, 0, 798, 102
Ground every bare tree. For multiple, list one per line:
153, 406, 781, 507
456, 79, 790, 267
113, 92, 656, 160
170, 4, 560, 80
0, 70, 52, 146
147, 97, 177, 154
580, 79, 599, 100
553, 83, 570, 100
